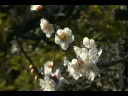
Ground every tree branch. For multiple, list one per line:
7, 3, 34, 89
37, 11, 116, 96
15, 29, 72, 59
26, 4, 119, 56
97, 54, 128, 68
15, 37, 42, 78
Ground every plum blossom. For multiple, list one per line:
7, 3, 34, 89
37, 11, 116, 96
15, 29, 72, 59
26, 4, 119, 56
83, 37, 97, 49
55, 27, 74, 50
65, 37, 102, 81
40, 18, 54, 38
39, 76, 56, 91
30, 5, 43, 11
44, 61, 54, 76
39, 61, 65, 91
64, 58, 82, 80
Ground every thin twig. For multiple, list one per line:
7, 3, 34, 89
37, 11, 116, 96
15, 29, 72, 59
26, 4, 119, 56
97, 54, 128, 68
14, 37, 42, 78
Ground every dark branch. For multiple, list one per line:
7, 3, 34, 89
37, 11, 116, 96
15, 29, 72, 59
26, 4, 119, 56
15, 37, 42, 78
97, 54, 128, 68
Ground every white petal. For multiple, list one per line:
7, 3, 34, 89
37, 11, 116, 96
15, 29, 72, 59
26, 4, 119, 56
55, 36, 61, 45
31, 5, 38, 11
60, 42, 69, 50
82, 48, 88, 53
68, 35, 74, 43
71, 59, 78, 65
56, 29, 63, 35
89, 48, 97, 57
79, 52, 88, 61
64, 27, 71, 35
90, 39, 96, 48
90, 55, 98, 64
46, 33, 51, 38
98, 48, 102, 57
40, 18, 48, 25
83, 37, 90, 48
72, 70, 81, 80
73, 46, 84, 57
44, 61, 53, 75
89, 71, 95, 81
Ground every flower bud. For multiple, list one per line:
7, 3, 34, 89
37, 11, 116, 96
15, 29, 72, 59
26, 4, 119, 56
29, 65, 33, 69
31, 68, 35, 74
34, 74, 39, 80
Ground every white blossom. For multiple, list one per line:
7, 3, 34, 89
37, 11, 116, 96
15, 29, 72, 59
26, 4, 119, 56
55, 27, 74, 50
30, 5, 43, 11
72, 37, 102, 81
83, 37, 96, 49
44, 61, 54, 76
39, 61, 65, 91
39, 76, 56, 91
64, 59, 82, 80
73, 46, 88, 58
40, 18, 54, 38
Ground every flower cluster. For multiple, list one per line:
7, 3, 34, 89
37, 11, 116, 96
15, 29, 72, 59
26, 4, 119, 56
64, 37, 102, 81
40, 18, 74, 50
29, 5, 102, 91
31, 5, 74, 50
39, 61, 65, 91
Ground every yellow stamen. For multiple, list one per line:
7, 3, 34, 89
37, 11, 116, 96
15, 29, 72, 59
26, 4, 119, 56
48, 64, 53, 68
43, 21, 49, 30
76, 60, 83, 67
59, 32, 67, 41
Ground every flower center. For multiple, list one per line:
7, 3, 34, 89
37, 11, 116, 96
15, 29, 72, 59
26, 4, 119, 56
59, 32, 67, 41
37, 5, 43, 11
48, 64, 53, 68
43, 21, 49, 30
76, 60, 83, 67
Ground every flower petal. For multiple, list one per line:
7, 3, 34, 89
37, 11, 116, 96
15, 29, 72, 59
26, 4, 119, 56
89, 48, 97, 57
68, 35, 74, 43
90, 55, 98, 64
56, 29, 63, 35
89, 71, 95, 81
64, 27, 71, 35
55, 36, 61, 44
71, 59, 78, 64
90, 39, 96, 48
83, 37, 90, 48
46, 33, 51, 38
60, 42, 69, 50
98, 48, 102, 57
44, 61, 53, 75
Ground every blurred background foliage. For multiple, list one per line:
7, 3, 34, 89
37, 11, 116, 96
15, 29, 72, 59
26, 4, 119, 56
0, 5, 126, 91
